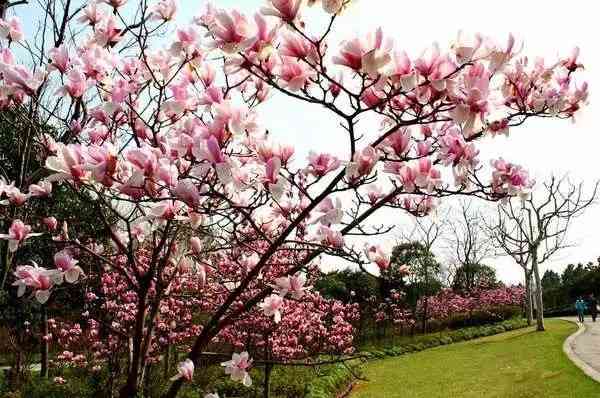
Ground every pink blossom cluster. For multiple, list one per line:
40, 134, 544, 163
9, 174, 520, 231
218, 292, 359, 360
417, 286, 525, 321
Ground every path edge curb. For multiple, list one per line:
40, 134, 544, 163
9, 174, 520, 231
561, 317, 600, 383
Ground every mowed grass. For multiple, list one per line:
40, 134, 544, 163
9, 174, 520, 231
351, 319, 600, 398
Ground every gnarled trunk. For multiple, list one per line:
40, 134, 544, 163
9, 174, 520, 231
523, 270, 533, 326
532, 256, 545, 331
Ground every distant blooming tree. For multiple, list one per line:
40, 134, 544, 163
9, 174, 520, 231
418, 285, 525, 323
0, 0, 589, 396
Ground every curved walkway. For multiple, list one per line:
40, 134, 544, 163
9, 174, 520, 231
561, 317, 600, 383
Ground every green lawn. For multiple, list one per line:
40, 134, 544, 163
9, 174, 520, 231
351, 319, 600, 398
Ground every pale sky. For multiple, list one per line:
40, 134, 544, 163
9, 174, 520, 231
13, 0, 600, 284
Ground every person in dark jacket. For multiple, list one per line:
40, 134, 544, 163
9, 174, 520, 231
588, 294, 598, 322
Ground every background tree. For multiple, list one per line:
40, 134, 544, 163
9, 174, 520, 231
393, 214, 444, 332
490, 176, 597, 331
451, 263, 499, 293
541, 269, 562, 310
446, 200, 495, 292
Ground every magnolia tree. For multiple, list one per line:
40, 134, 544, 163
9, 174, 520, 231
0, 0, 589, 396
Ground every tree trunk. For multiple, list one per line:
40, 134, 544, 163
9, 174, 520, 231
532, 257, 545, 331
163, 344, 171, 380
422, 296, 428, 334
263, 337, 272, 398
263, 363, 272, 398
119, 288, 149, 398
40, 306, 49, 378
523, 270, 533, 326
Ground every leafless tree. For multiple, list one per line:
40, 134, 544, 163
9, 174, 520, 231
397, 211, 447, 332
489, 176, 598, 331
445, 200, 495, 291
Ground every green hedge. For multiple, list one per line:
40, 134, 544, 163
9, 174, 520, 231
305, 318, 528, 398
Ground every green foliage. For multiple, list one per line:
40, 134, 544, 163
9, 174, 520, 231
19, 378, 94, 398
542, 260, 600, 314
389, 242, 442, 307
451, 263, 499, 293
314, 269, 379, 304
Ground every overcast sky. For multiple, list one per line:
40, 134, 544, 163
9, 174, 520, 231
14, 0, 600, 284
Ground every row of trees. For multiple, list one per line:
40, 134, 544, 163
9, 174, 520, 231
542, 259, 600, 312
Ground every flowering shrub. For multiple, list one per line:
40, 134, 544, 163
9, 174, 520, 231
417, 286, 525, 322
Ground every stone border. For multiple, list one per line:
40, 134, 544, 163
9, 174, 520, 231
561, 318, 600, 383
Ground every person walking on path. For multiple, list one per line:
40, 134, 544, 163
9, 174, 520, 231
575, 297, 587, 323
588, 294, 598, 322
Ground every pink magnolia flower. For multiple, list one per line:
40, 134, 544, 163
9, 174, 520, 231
450, 63, 490, 136
346, 146, 379, 183
221, 352, 253, 387
43, 217, 58, 231
364, 244, 390, 270
53, 377, 66, 385
398, 165, 417, 192
491, 158, 534, 197
170, 359, 194, 382
277, 57, 315, 92
208, 9, 254, 53
86, 144, 118, 186
189, 236, 202, 255
0, 180, 27, 206
0, 220, 42, 252
261, 0, 302, 22
174, 179, 200, 208
307, 152, 341, 177
333, 28, 392, 76
28, 180, 53, 197
260, 294, 284, 323
77, 3, 104, 26
315, 225, 344, 248
383, 128, 412, 157
0, 63, 46, 96
94, 15, 123, 47
12, 263, 62, 303
280, 32, 317, 61
54, 249, 84, 283
264, 157, 286, 200
0, 17, 24, 42
100, 0, 128, 9
438, 128, 479, 168
389, 50, 417, 91
150, 0, 177, 21
48, 45, 72, 74
452, 31, 483, 64
367, 185, 384, 204
58, 69, 88, 98
273, 273, 307, 299
562, 46, 583, 72
45, 144, 88, 182
311, 197, 343, 226
312, 0, 344, 14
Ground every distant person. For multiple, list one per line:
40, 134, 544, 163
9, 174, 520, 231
589, 294, 598, 322
575, 297, 587, 323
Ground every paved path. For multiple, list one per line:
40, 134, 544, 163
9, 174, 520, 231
561, 317, 600, 382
